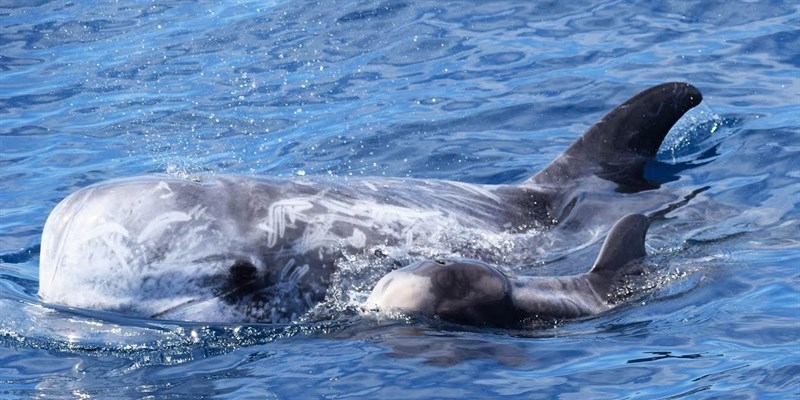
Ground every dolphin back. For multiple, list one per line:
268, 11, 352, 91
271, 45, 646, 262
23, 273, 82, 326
529, 82, 702, 191
507, 213, 650, 322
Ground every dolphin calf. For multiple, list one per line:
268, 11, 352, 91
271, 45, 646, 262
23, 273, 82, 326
366, 214, 649, 328
38, 82, 702, 324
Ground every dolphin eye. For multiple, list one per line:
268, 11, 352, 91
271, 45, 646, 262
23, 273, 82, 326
434, 259, 446, 265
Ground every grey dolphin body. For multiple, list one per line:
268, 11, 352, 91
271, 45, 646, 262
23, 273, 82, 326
365, 214, 650, 328
39, 83, 702, 323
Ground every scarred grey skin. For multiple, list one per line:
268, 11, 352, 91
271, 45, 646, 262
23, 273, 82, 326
38, 83, 702, 323
365, 214, 649, 327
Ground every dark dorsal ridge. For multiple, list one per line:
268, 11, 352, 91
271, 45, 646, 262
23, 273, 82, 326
529, 82, 703, 191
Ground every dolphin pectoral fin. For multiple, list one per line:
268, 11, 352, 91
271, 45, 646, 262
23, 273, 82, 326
588, 213, 650, 297
529, 82, 703, 192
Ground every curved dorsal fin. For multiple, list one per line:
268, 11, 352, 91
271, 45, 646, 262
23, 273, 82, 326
529, 82, 702, 192
588, 214, 650, 298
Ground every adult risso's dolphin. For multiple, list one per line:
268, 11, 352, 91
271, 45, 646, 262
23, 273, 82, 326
38, 82, 702, 324
366, 214, 650, 328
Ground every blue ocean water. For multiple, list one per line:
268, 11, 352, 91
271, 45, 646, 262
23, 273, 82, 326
1, 0, 798, 398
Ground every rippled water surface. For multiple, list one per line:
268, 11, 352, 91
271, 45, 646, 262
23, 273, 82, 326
1, 1, 798, 399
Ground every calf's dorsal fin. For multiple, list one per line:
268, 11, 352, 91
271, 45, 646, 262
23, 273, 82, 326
588, 213, 650, 297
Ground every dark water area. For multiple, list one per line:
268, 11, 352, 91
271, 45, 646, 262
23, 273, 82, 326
1, 1, 798, 398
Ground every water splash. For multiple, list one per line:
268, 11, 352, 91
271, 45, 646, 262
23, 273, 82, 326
658, 104, 734, 163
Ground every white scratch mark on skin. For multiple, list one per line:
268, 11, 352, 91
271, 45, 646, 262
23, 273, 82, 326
257, 198, 315, 248
447, 181, 502, 203
71, 219, 134, 274
297, 217, 335, 251
289, 263, 309, 283
137, 206, 206, 243
101, 234, 132, 272
279, 258, 295, 280
156, 181, 175, 199
77, 220, 131, 246
279, 258, 310, 283
362, 181, 379, 192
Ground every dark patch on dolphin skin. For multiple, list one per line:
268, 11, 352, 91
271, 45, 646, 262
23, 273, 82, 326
229, 260, 258, 285
424, 260, 517, 327
215, 259, 321, 323
217, 259, 263, 302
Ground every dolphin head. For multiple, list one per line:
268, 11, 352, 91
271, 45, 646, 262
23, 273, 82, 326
37, 176, 321, 323
366, 259, 517, 327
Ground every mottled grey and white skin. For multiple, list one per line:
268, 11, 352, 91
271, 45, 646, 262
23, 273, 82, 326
366, 213, 649, 328
39, 82, 702, 324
